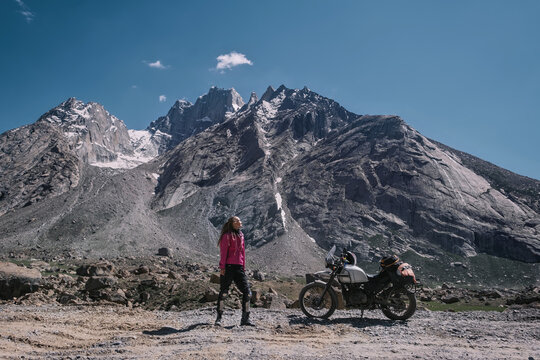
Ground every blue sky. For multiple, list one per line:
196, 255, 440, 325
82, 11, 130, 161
1, 0, 539, 180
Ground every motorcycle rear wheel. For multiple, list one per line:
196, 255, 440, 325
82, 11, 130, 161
299, 282, 337, 319
381, 287, 416, 320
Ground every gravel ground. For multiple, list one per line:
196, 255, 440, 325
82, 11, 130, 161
0, 305, 538, 359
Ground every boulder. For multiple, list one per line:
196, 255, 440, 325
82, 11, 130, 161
201, 288, 219, 302
506, 293, 540, 306
289, 299, 300, 308
103, 289, 128, 305
441, 295, 460, 304
157, 248, 173, 257
85, 276, 117, 291
251, 290, 261, 304
133, 265, 150, 275
262, 294, 287, 309
253, 270, 265, 281
210, 273, 221, 284
481, 290, 503, 299
0, 262, 42, 300
57, 292, 80, 305
57, 274, 76, 286
76, 262, 114, 277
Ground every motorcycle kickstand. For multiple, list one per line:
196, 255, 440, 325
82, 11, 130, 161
360, 309, 364, 319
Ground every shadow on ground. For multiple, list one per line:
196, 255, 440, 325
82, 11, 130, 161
142, 323, 210, 336
287, 314, 402, 329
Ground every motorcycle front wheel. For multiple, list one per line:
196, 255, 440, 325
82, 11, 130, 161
299, 282, 337, 319
381, 287, 417, 320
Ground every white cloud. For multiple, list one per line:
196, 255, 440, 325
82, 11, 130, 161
159, 95, 167, 103
15, 0, 35, 22
146, 60, 169, 69
216, 52, 253, 71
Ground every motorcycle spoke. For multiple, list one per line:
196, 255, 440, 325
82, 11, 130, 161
381, 288, 417, 320
299, 283, 337, 319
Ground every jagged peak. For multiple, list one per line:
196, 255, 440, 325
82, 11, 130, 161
195, 86, 244, 111
59, 97, 85, 109
247, 92, 258, 106
275, 84, 287, 93
173, 99, 193, 108
260, 86, 275, 102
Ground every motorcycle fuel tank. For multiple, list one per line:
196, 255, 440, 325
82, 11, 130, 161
338, 265, 368, 283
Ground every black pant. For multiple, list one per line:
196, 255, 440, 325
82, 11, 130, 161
217, 264, 251, 313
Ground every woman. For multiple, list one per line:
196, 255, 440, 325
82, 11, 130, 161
215, 216, 255, 326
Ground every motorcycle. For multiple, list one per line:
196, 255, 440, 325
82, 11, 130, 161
299, 245, 418, 320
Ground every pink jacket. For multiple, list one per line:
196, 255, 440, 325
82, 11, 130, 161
219, 231, 245, 270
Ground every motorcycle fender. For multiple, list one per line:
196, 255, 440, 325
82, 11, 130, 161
312, 280, 338, 297
313, 280, 328, 286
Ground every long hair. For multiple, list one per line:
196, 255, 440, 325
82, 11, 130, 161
217, 216, 239, 246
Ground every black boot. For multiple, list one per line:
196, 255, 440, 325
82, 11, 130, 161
215, 311, 223, 327
240, 311, 255, 326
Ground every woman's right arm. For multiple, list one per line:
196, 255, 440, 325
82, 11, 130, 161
219, 233, 229, 272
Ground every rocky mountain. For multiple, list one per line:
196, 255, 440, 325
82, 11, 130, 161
0, 85, 538, 276
0, 98, 140, 217
0, 120, 80, 217
37, 98, 134, 164
133, 87, 245, 157
152, 85, 539, 265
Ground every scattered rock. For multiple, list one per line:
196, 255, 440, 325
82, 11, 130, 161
289, 299, 300, 308
441, 295, 460, 304
116, 269, 130, 278
57, 274, 76, 286
85, 276, 117, 291
157, 248, 173, 257
140, 292, 151, 303
253, 270, 265, 281
57, 292, 79, 304
133, 265, 150, 275
201, 288, 219, 302
210, 273, 221, 284
262, 294, 286, 309
104, 289, 128, 305
507, 293, 540, 306
268, 287, 278, 296
0, 262, 42, 300
251, 290, 261, 304
76, 262, 114, 277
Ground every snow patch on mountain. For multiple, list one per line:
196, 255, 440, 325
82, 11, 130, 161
275, 192, 286, 230
86, 129, 162, 169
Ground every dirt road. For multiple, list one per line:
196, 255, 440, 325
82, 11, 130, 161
0, 305, 538, 359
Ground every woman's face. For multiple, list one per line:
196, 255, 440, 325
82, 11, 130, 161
232, 217, 242, 230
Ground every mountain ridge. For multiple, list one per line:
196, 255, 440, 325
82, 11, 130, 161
0, 86, 538, 274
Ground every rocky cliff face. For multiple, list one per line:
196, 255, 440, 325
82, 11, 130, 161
151, 86, 539, 263
0, 98, 139, 216
0, 121, 80, 216
0, 85, 538, 269
280, 115, 539, 262
152, 85, 359, 250
143, 87, 245, 154
37, 98, 134, 164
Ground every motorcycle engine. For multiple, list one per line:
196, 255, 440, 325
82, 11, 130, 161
343, 285, 368, 306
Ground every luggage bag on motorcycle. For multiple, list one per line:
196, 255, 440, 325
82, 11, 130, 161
380, 255, 417, 286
